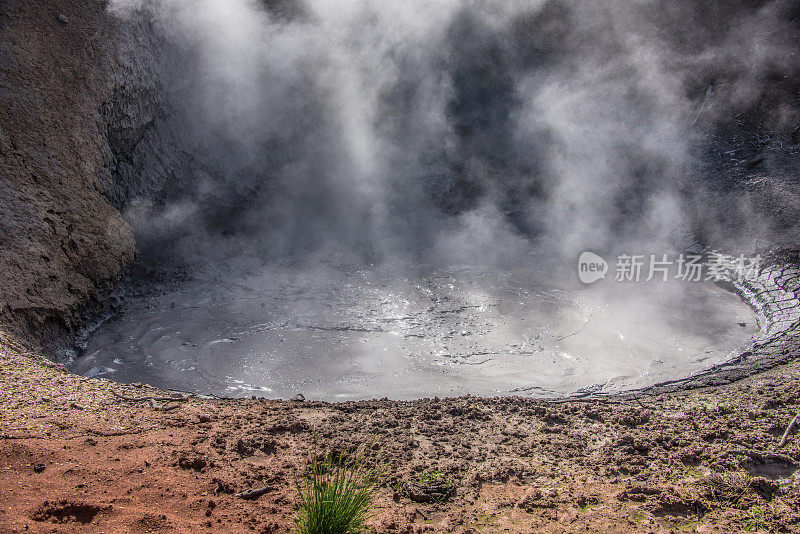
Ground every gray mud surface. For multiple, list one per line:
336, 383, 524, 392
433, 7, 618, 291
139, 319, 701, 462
72, 260, 758, 401
637, 258, 800, 396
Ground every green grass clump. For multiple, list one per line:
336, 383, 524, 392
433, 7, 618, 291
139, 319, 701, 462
295, 447, 383, 534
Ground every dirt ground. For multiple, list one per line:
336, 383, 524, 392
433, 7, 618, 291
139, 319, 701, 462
1, 330, 798, 534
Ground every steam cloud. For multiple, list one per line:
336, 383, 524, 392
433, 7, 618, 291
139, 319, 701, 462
108, 0, 800, 273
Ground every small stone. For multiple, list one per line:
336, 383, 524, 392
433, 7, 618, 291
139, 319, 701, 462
57, 14, 68, 24
32, 463, 46, 473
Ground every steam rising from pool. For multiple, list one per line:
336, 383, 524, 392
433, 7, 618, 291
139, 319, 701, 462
84, 0, 795, 399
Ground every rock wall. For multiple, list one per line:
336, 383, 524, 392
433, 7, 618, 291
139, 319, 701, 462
0, 0, 169, 344
100, 11, 190, 210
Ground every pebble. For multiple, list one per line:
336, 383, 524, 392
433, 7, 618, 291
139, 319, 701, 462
57, 14, 68, 24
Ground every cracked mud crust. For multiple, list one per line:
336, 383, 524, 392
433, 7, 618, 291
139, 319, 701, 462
624, 254, 800, 398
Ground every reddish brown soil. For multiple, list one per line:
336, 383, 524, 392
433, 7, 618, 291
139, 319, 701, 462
1, 333, 799, 534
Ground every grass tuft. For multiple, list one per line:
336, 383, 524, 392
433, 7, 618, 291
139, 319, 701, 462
294, 446, 382, 534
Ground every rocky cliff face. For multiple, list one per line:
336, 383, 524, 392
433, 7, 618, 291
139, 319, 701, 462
0, 0, 174, 345
100, 11, 191, 210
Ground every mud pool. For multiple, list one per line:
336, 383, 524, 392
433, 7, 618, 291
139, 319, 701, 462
70, 261, 757, 401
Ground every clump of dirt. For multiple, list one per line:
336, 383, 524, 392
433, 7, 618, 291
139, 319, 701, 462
31, 500, 108, 524
405, 470, 457, 504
